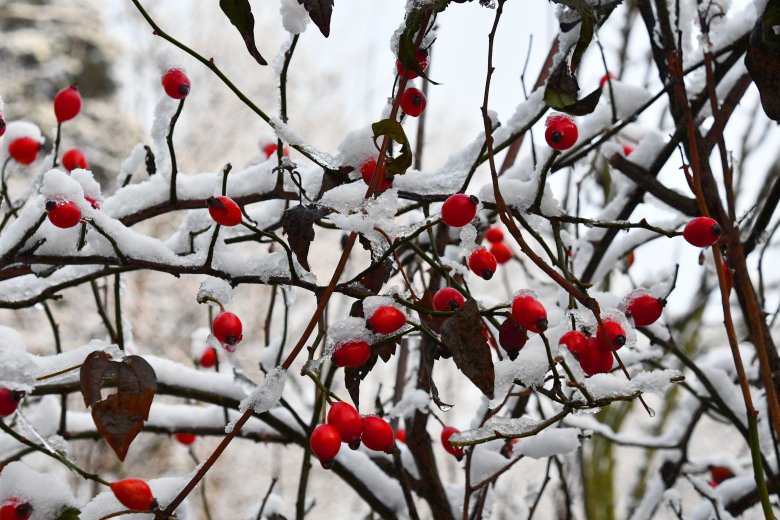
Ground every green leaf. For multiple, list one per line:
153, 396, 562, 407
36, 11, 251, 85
371, 119, 413, 175
219, 0, 267, 66
552, 0, 597, 71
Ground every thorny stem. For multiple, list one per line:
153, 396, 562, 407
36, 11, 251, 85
0, 419, 110, 486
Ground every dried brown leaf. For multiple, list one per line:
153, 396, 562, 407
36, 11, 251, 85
80, 351, 157, 461
440, 299, 494, 398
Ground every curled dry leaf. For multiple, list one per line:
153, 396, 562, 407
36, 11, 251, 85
440, 299, 495, 399
79, 351, 157, 461
282, 204, 319, 272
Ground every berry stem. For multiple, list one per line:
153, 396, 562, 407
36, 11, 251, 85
114, 273, 124, 351
0, 158, 20, 224
529, 150, 560, 214
220, 163, 231, 196
52, 123, 62, 168
240, 221, 299, 283
539, 333, 564, 400
167, 98, 185, 202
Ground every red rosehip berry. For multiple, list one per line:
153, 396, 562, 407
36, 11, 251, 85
212, 311, 243, 348
46, 200, 82, 229
262, 142, 290, 159
710, 466, 734, 486
54, 86, 82, 123
368, 306, 406, 334
175, 433, 196, 445
310, 423, 341, 468
559, 330, 588, 357
327, 402, 363, 449
441, 426, 464, 460
0, 116, 6, 138
579, 337, 614, 376
511, 295, 548, 333
400, 87, 426, 117
432, 287, 465, 311
110, 479, 155, 511
199, 347, 217, 368
396, 48, 428, 80
596, 320, 626, 351
441, 193, 479, 227
84, 196, 100, 210
396, 429, 406, 443
332, 341, 371, 368
484, 226, 504, 243
0, 499, 32, 520
468, 248, 497, 280
61, 148, 88, 172
626, 294, 664, 327
599, 72, 617, 87
490, 242, 512, 264
361, 415, 394, 453
161, 69, 191, 100
8, 137, 41, 165
683, 217, 722, 248
498, 317, 528, 360
624, 250, 635, 270
623, 145, 634, 156
0, 388, 22, 417
361, 159, 391, 191
545, 114, 578, 151
207, 196, 242, 227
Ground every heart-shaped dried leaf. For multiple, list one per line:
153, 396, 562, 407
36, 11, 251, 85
80, 351, 157, 461
440, 299, 495, 398
219, 0, 267, 66
297, 0, 334, 37
282, 205, 318, 271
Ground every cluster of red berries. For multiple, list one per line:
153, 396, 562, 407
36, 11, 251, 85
483, 226, 512, 264
0, 387, 23, 417
0, 498, 32, 520
310, 402, 395, 468
499, 291, 665, 376
7, 86, 82, 169
331, 305, 407, 367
